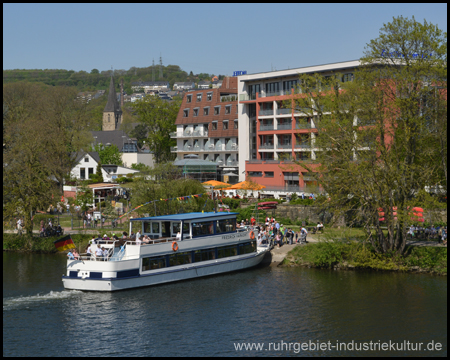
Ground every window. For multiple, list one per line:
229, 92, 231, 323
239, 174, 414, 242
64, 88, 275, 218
248, 84, 261, 96
216, 218, 236, 233
207, 92, 213, 101
214, 106, 220, 115
80, 168, 85, 179
234, 120, 238, 129
186, 94, 192, 103
212, 121, 218, 130
265, 82, 280, 95
84, 157, 89, 162
283, 80, 298, 92
88, 168, 94, 178
193, 108, 199, 117
197, 93, 202, 102
225, 105, 231, 114
218, 245, 238, 259
342, 73, 353, 82
265, 172, 274, 177
194, 248, 215, 262
248, 171, 263, 177
169, 251, 192, 266
142, 256, 166, 271
223, 121, 229, 130
238, 241, 256, 255
192, 221, 214, 237
204, 107, 209, 116
183, 109, 189, 117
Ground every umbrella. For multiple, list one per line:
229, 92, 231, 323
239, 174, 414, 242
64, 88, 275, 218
222, 172, 239, 176
202, 180, 230, 188
228, 181, 266, 191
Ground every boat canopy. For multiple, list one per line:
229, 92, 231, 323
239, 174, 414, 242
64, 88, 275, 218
130, 212, 238, 222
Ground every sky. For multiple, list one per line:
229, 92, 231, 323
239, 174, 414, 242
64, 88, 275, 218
3, 3, 447, 76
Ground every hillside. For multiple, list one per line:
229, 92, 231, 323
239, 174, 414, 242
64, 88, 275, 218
3, 65, 224, 93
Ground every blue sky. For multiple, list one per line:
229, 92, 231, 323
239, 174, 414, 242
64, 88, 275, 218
3, 3, 447, 76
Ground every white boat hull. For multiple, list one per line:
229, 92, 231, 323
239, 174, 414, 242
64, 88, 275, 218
63, 249, 267, 292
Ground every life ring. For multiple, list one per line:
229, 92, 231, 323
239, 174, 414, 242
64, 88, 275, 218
172, 241, 179, 252
249, 231, 255, 240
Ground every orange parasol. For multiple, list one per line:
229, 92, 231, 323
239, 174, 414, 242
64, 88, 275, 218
228, 181, 266, 191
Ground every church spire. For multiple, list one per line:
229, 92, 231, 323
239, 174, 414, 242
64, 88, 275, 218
104, 75, 119, 113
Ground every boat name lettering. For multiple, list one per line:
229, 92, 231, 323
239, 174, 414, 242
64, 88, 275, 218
222, 233, 247, 240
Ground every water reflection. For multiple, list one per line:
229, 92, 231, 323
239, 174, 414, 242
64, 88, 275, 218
3, 253, 447, 357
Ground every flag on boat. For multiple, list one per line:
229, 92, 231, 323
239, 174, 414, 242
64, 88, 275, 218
53, 235, 75, 251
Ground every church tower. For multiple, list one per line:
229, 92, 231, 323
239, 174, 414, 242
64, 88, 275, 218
102, 75, 122, 131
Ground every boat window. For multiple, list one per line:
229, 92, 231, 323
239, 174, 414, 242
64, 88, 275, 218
239, 241, 257, 255
169, 252, 192, 266
171, 222, 189, 235
194, 249, 216, 262
143, 222, 151, 233
191, 221, 214, 237
152, 222, 160, 234
217, 245, 238, 258
142, 256, 166, 271
216, 218, 236, 233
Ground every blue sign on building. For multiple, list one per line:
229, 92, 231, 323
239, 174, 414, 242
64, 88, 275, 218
233, 71, 247, 76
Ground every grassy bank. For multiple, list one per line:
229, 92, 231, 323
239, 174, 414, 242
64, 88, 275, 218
281, 241, 447, 275
3, 234, 93, 253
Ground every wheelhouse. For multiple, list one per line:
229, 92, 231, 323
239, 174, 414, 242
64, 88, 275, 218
131, 212, 239, 240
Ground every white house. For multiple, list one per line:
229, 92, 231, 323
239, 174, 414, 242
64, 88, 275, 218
173, 81, 195, 90
70, 152, 109, 181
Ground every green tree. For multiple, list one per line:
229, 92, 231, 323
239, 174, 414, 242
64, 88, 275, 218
90, 69, 100, 74
129, 123, 148, 147
286, 16, 447, 255
75, 184, 94, 213
92, 143, 123, 166
131, 95, 181, 163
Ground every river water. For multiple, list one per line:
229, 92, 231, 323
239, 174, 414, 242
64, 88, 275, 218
3, 252, 447, 357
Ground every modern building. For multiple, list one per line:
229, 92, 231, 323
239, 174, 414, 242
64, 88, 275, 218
173, 81, 195, 90
237, 60, 361, 196
131, 81, 170, 93
171, 77, 239, 182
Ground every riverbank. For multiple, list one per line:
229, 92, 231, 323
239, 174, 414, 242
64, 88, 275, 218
280, 240, 447, 275
2, 233, 93, 253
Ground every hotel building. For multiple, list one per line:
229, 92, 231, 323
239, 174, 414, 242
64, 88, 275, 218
237, 60, 361, 196
171, 77, 239, 182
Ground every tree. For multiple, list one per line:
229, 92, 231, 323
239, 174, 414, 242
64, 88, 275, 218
3, 82, 89, 235
92, 143, 123, 166
129, 123, 148, 147
75, 183, 94, 213
131, 95, 181, 163
286, 16, 447, 255
90, 69, 99, 74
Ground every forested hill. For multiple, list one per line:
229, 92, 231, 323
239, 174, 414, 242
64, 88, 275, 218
3, 65, 223, 93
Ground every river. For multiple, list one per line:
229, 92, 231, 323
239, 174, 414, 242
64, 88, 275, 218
3, 252, 447, 356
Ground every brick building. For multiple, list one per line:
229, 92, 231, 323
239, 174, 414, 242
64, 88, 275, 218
171, 77, 239, 182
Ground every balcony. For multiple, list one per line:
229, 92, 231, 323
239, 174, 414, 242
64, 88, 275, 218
259, 144, 274, 149
260, 124, 274, 131
259, 109, 274, 116
170, 131, 178, 138
225, 143, 239, 151
220, 95, 237, 102
170, 146, 178, 152
277, 144, 292, 149
239, 93, 257, 101
215, 143, 224, 151
277, 123, 292, 130
276, 108, 292, 115
295, 143, 311, 149
295, 122, 313, 129
225, 160, 239, 167
193, 145, 204, 152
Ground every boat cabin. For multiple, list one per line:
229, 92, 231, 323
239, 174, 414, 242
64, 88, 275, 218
131, 212, 239, 240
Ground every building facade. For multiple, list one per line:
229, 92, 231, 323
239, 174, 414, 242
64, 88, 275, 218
171, 77, 239, 182
237, 60, 361, 195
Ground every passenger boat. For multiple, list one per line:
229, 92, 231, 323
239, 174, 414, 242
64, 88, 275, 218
62, 212, 268, 292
